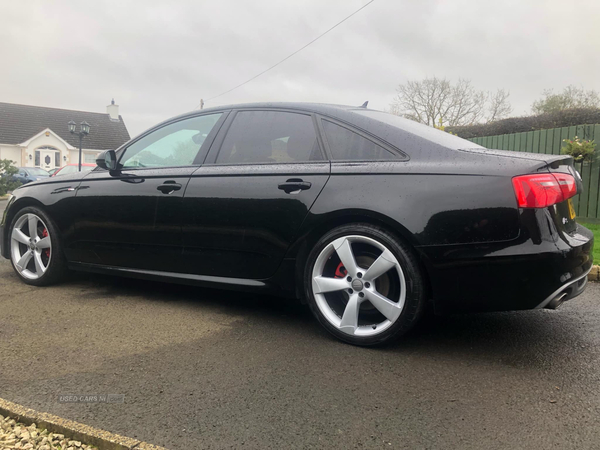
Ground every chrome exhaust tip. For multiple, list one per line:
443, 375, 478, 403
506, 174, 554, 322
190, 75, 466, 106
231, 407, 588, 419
546, 292, 568, 310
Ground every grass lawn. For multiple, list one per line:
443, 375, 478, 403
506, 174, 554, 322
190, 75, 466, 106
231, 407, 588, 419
580, 222, 600, 264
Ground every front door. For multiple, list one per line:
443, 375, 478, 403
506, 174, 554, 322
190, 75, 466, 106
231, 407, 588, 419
181, 109, 330, 279
67, 112, 226, 272
37, 148, 59, 171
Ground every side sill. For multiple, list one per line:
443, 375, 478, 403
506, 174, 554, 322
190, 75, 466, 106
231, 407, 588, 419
68, 262, 269, 289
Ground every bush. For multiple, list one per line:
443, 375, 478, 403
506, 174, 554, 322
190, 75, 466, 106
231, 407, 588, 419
0, 159, 21, 196
447, 108, 600, 139
561, 137, 596, 162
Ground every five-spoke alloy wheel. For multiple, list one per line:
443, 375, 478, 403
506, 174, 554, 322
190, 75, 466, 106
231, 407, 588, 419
11, 213, 52, 280
305, 224, 425, 346
9, 206, 66, 286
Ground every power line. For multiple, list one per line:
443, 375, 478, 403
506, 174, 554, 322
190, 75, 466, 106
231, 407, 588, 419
195, 0, 375, 109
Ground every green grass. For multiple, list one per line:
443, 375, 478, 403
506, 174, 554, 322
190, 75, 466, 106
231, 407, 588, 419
580, 222, 600, 264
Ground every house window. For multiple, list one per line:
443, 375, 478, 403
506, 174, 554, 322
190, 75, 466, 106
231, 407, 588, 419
35, 150, 40, 166
55, 152, 61, 167
84, 153, 98, 164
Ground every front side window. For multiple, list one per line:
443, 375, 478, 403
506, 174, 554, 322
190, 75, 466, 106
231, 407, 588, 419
322, 120, 400, 161
120, 113, 222, 169
216, 111, 322, 164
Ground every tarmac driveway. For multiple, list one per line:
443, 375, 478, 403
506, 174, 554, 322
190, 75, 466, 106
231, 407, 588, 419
0, 253, 599, 449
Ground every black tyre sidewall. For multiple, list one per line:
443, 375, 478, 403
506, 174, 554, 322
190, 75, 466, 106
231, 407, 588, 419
8, 206, 66, 286
304, 224, 425, 346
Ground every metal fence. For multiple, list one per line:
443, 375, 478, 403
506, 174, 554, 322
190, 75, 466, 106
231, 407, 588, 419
468, 124, 600, 221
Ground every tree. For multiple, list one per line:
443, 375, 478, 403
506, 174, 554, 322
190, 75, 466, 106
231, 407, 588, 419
389, 77, 512, 127
0, 159, 20, 196
531, 85, 600, 114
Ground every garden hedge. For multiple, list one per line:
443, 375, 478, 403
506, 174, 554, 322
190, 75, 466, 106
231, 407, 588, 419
447, 108, 600, 139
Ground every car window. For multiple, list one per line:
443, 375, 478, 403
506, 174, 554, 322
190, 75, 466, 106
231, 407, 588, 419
322, 120, 399, 161
28, 168, 49, 176
57, 166, 77, 175
120, 113, 222, 169
216, 111, 322, 164
56, 165, 95, 176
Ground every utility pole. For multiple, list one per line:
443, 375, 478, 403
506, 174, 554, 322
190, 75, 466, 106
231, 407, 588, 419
200, 99, 204, 110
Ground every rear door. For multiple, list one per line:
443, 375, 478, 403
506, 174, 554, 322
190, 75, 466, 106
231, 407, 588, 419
69, 112, 226, 271
181, 109, 330, 279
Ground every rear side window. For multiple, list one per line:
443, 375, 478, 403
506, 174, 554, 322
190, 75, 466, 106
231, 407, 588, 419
216, 111, 322, 164
322, 120, 399, 161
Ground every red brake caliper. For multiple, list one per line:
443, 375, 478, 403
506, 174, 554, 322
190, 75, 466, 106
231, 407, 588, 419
42, 228, 50, 258
334, 262, 348, 278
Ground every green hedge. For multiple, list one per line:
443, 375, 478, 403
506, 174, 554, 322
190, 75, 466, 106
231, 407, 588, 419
447, 108, 600, 139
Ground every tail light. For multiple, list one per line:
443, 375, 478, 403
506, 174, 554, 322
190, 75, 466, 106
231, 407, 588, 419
512, 173, 577, 208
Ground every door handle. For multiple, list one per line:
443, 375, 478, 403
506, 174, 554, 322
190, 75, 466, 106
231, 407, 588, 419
278, 178, 312, 194
157, 181, 182, 194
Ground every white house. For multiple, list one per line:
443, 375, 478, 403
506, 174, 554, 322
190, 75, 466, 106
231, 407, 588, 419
0, 100, 130, 171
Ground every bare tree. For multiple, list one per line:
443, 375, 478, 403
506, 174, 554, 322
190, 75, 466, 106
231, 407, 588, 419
532, 85, 600, 114
487, 89, 512, 123
390, 77, 512, 127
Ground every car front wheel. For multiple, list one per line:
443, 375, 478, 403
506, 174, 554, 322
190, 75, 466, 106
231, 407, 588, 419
305, 224, 425, 346
9, 206, 66, 286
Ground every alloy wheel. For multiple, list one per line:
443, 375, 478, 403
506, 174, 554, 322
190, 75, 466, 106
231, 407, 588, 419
10, 213, 52, 280
311, 235, 406, 337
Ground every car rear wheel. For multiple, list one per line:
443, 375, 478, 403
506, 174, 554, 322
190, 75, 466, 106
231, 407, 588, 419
9, 206, 67, 286
305, 224, 425, 346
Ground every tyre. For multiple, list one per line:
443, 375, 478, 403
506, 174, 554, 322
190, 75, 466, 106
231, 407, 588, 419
8, 206, 67, 286
304, 223, 425, 346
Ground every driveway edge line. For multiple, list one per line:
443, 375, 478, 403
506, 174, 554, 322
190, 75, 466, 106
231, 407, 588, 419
0, 397, 167, 450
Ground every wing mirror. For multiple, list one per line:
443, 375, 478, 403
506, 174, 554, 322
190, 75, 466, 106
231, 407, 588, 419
96, 150, 118, 173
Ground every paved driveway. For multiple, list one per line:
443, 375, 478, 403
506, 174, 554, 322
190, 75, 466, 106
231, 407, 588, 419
0, 257, 599, 449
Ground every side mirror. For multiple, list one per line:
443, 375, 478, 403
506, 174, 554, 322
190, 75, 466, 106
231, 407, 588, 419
96, 150, 118, 172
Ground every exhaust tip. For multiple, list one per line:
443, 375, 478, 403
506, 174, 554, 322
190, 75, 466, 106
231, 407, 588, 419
546, 292, 568, 310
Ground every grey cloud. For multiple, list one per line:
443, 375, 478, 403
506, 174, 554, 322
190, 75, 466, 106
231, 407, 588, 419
1, 0, 599, 137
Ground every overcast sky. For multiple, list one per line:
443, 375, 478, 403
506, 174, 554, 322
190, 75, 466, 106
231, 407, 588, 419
1, 0, 599, 137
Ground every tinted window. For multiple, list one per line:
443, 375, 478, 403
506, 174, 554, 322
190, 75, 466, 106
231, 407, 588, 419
322, 120, 399, 161
216, 111, 321, 164
353, 109, 482, 150
121, 113, 222, 169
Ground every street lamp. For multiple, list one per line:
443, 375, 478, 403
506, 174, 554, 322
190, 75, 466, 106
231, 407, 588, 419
68, 120, 91, 171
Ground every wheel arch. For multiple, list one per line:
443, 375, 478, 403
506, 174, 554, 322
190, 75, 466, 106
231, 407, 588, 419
2, 197, 47, 257
288, 210, 432, 303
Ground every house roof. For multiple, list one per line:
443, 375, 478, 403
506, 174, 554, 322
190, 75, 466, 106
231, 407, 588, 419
0, 102, 131, 150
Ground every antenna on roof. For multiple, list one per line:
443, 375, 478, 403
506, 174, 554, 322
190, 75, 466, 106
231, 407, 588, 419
359, 101, 368, 108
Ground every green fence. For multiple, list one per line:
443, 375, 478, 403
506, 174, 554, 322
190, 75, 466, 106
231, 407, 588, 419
468, 124, 600, 221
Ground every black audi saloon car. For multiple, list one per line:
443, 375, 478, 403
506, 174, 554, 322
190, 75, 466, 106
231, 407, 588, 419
0, 103, 594, 345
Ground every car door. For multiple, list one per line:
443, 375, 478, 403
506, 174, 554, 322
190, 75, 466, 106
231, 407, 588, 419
181, 109, 330, 279
68, 112, 227, 272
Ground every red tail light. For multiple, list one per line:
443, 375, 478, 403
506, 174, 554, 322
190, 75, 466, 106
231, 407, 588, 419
512, 173, 577, 208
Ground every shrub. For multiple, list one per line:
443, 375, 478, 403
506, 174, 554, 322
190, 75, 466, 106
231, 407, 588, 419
561, 137, 596, 162
0, 159, 20, 196
447, 108, 600, 139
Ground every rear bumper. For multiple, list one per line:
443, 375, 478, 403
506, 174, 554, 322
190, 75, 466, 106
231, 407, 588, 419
419, 221, 594, 314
